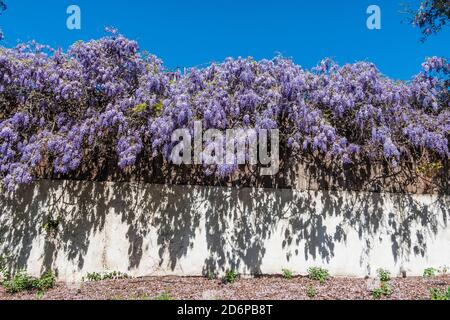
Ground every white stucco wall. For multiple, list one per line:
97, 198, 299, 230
1, 180, 449, 282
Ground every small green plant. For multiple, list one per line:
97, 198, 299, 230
372, 282, 393, 299
429, 287, 450, 300
222, 269, 238, 284
307, 267, 330, 284
83, 271, 129, 282
306, 285, 316, 298
102, 271, 128, 280
372, 287, 383, 299
423, 267, 438, 278
36, 291, 45, 299
2, 270, 35, 293
423, 266, 448, 278
154, 291, 173, 300
377, 268, 391, 282
33, 271, 56, 292
1, 270, 55, 294
282, 268, 294, 280
84, 272, 102, 282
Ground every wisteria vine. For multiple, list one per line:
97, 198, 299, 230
411, 0, 449, 39
0, 30, 449, 191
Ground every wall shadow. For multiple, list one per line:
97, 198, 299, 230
0, 180, 449, 277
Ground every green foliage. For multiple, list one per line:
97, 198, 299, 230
100, 270, 128, 280
306, 285, 316, 298
429, 287, 450, 300
154, 291, 173, 300
2, 270, 35, 293
42, 216, 61, 234
84, 272, 102, 282
2, 270, 55, 294
222, 269, 238, 284
307, 267, 330, 284
132, 101, 163, 116
423, 267, 438, 278
152, 101, 164, 116
282, 268, 294, 280
371, 288, 383, 299
83, 271, 129, 282
377, 270, 393, 298
377, 268, 391, 282
33, 271, 56, 291
132, 103, 148, 113
423, 266, 449, 278
372, 282, 393, 299
417, 161, 443, 178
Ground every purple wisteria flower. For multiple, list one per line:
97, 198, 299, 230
0, 29, 448, 190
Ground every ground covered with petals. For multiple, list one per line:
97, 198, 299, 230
0, 275, 449, 300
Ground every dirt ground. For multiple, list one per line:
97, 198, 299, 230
0, 275, 449, 300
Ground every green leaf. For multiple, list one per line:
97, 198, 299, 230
152, 101, 164, 116
132, 103, 148, 113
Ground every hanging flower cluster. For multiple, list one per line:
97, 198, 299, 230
412, 0, 449, 39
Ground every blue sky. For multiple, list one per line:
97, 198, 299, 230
0, 0, 449, 79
